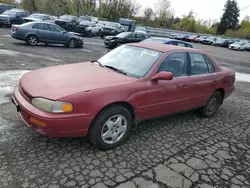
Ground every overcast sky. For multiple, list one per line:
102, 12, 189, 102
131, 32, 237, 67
135, 0, 250, 21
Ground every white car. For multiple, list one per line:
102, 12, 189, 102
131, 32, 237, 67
23, 13, 54, 23
135, 27, 148, 34
79, 21, 100, 36
229, 42, 246, 51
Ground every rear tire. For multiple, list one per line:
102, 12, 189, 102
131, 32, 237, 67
88, 105, 133, 150
27, 35, 38, 46
199, 91, 222, 118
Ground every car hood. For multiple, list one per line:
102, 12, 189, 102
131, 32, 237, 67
105, 36, 119, 40
230, 44, 240, 47
79, 22, 90, 26
102, 26, 117, 30
20, 62, 137, 100
23, 17, 41, 21
0, 15, 10, 19
55, 19, 70, 23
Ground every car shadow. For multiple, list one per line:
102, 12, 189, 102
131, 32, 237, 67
12, 42, 83, 49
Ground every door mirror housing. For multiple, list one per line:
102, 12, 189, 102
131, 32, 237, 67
151, 71, 173, 81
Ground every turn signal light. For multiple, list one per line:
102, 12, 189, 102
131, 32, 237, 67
29, 117, 47, 128
62, 103, 73, 113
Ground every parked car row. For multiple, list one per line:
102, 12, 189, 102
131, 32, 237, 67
103, 30, 193, 49
0, 6, 136, 38
170, 32, 250, 51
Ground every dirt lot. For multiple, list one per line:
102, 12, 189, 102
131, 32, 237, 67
0, 28, 250, 188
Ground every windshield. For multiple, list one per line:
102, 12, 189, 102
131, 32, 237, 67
116, 32, 130, 38
59, 15, 72, 20
29, 14, 43, 19
217, 38, 225, 42
141, 38, 165, 44
121, 25, 129, 31
79, 16, 91, 21
234, 42, 244, 45
105, 22, 117, 28
98, 45, 163, 78
2, 10, 16, 16
80, 21, 91, 26
136, 27, 146, 31
98, 21, 106, 25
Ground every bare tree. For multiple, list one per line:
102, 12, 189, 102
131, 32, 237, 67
154, 0, 171, 27
144, 7, 154, 20
154, 0, 171, 19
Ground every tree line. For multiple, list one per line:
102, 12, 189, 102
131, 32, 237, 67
1, 0, 250, 39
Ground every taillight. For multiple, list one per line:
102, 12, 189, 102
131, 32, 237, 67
12, 26, 18, 31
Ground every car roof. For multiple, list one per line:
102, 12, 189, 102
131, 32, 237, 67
30, 13, 48, 16
146, 37, 189, 43
128, 43, 201, 53
7, 8, 26, 12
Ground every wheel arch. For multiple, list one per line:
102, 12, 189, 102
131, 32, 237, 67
215, 88, 225, 104
89, 101, 136, 132
25, 33, 39, 42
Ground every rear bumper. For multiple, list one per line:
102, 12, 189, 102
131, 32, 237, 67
225, 86, 235, 99
12, 87, 93, 138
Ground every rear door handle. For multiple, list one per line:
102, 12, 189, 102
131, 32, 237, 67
182, 84, 189, 88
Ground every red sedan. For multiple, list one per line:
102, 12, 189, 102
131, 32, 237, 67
12, 43, 235, 150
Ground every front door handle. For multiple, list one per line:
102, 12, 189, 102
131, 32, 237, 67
181, 84, 189, 88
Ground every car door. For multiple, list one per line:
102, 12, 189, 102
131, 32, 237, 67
47, 24, 69, 44
189, 52, 217, 109
125, 33, 137, 43
135, 33, 145, 42
145, 52, 191, 118
91, 22, 98, 33
33, 23, 52, 43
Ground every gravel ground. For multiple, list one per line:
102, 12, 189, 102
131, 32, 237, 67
0, 27, 250, 188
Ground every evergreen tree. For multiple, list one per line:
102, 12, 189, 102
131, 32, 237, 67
217, 0, 240, 35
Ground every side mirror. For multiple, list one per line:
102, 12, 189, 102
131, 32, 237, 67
151, 71, 173, 81
62, 31, 67, 34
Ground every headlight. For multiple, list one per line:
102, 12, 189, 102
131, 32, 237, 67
110, 39, 115, 43
31, 98, 73, 113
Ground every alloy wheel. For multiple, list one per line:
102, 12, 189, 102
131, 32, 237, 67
101, 115, 127, 144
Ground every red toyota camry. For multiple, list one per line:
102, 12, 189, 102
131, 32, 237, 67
12, 43, 235, 150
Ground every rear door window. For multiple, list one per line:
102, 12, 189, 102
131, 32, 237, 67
177, 42, 186, 47
33, 23, 50, 31
48, 25, 64, 32
190, 53, 209, 75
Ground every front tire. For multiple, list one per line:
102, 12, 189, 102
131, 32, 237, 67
88, 105, 133, 150
68, 38, 77, 48
27, 35, 38, 46
199, 91, 222, 118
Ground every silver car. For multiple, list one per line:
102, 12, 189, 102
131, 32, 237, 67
11, 21, 84, 48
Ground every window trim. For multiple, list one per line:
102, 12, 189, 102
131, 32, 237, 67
203, 54, 215, 73
188, 52, 211, 76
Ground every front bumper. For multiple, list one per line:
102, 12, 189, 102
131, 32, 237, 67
0, 19, 10, 25
12, 87, 93, 138
104, 40, 116, 47
100, 30, 116, 36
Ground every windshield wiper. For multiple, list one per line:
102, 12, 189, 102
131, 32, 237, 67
91, 60, 104, 67
104, 65, 127, 75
